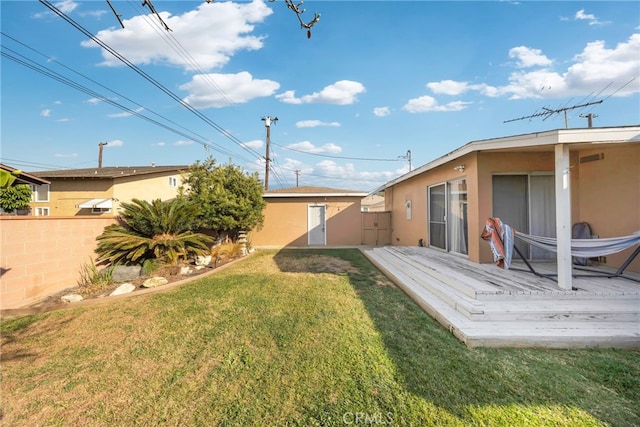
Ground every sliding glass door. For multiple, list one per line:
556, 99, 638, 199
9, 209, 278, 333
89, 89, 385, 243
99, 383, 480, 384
428, 179, 468, 255
492, 174, 555, 260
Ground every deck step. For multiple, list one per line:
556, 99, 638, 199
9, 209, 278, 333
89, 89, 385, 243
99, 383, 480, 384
361, 247, 640, 348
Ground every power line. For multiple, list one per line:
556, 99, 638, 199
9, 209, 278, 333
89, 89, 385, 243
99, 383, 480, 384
38, 0, 264, 163
271, 142, 406, 162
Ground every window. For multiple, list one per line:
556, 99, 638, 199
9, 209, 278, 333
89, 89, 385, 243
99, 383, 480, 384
31, 184, 50, 202
35, 207, 49, 216
406, 200, 412, 220
92, 207, 112, 214
169, 177, 178, 187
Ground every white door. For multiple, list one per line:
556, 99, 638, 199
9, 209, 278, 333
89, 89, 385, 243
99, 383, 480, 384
308, 205, 326, 246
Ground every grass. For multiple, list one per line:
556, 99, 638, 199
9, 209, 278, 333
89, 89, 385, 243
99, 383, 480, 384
1, 249, 638, 426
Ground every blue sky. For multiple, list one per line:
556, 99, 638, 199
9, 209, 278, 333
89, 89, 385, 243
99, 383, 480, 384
1, 1, 639, 191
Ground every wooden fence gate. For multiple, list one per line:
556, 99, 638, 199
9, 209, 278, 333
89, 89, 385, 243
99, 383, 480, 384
361, 211, 391, 246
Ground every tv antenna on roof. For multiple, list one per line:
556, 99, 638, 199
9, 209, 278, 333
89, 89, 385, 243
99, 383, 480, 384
503, 99, 603, 129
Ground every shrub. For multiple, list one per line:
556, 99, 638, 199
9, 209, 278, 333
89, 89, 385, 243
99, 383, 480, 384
96, 199, 214, 266
77, 258, 113, 295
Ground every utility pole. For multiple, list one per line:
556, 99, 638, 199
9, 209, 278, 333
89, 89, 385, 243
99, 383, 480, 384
399, 150, 412, 171
261, 116, 278, 190
98, 142, 108, 168
579, 113, 598, 128
295, 169, 301, 187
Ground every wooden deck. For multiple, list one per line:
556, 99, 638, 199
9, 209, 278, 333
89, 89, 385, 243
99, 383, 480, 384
360, 246, 640, 349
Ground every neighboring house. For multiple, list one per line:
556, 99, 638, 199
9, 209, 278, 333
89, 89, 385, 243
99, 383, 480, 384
0, 163, 51, 215
361, 194, 385, 212
375, 125, 640, 290
249, 186, 368, 247
29, 165, 189, 216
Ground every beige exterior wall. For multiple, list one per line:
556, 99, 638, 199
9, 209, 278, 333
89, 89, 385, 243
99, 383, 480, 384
0, 216, 117, 309
574, 145, 639, 271
32, 179, 113, 217
249, 196, 363, 247
112, 172, 184, 212
385, 144, 639, 272
30, 171, 185, 216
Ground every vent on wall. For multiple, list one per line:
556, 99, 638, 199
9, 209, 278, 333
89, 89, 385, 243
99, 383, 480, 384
579, 153, 604, 164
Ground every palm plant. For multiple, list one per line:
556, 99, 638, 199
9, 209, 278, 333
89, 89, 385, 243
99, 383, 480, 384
96, 198, 214, 266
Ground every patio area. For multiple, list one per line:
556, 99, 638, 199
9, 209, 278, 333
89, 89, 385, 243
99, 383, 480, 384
361, 246, 640, 349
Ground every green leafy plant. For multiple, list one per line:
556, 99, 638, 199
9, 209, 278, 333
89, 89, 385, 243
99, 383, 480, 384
0, 168, 22, 188
0, 184, 32, 214
96, 198, 214, 266
77, 258, 113, 295
178, 156, 266, 235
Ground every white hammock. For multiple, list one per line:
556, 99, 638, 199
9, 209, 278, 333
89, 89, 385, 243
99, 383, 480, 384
514, 231, 640, 258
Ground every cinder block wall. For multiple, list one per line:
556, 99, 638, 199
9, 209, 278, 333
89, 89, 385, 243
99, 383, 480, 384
0, 216, 117, 309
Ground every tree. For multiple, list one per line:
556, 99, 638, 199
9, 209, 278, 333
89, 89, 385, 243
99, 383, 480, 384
0, 168, 22, 188
96, 198, 214, 266
179, 157, 266, 236
0, 184, 32, 214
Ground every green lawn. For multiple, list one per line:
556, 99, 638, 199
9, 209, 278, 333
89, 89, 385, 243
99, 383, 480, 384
1, 249, 639, 426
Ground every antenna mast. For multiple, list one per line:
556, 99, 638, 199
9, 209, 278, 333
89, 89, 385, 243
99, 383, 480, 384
504, 100, 603, 128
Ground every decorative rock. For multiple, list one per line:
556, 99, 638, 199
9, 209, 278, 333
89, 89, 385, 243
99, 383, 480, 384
195, 255, 212, 266
110, 283, 136, 296
180, 266, 194, 275
194, 265, 205, 271
108, 265, 142, 282
61, 294, 84, 303
238, 231, 248, 256
142, 276, 169, 288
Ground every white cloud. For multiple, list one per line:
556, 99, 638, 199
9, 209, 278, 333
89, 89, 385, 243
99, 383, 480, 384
81, 0, 272, 71
373, 107, 390, 117
415, 34, 640, 104
54, 152, 79, 158
153, 142, 167, 147
174, 140, 195, 146
427, 80, 470, 95
242, 139, 263, 149
286, 141, 342, 154
508, 46, 553, 68
296, 120, 341, 128
403, 96, 472, 113
33, 0, 78, 19
574, 9, 608, 26
108, 107, 144, 118
277, 80, 366, 105
55, 118, 70, 122
106, 139, 124, 147
86, 98, 102, 105
181, 71, 279, 108
40, 109, 51, 117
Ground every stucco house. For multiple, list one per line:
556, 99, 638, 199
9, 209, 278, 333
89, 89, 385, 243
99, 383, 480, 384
249, 186, 368, 248
376, 125, 640, 290
29, 165, 189, 216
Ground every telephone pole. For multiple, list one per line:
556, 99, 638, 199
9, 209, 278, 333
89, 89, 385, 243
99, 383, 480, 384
399, 150, 412, 171
261, 116, 278, 190
579, 113, 598, 128
295, 169, 301, 187
98, 142, 108, 168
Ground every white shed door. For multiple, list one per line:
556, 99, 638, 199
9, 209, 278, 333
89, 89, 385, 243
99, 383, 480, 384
308, 205, 326, 246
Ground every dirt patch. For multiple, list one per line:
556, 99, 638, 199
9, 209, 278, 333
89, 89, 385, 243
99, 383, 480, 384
23, 259, 238, 312
276, 254, 360, 275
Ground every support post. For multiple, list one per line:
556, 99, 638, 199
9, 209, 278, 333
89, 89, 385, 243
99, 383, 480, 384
261, 116, 277, 190
555, 144, 572, 290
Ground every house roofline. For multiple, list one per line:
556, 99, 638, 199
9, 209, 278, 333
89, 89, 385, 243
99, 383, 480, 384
0, 164, 51, 185
371, 125, 640, 194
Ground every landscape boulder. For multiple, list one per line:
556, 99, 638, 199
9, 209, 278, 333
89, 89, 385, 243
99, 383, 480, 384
142, 276, 169, 288
108, 265, 142, 282
110, 283, 136, 296
61, 294, 84, 303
